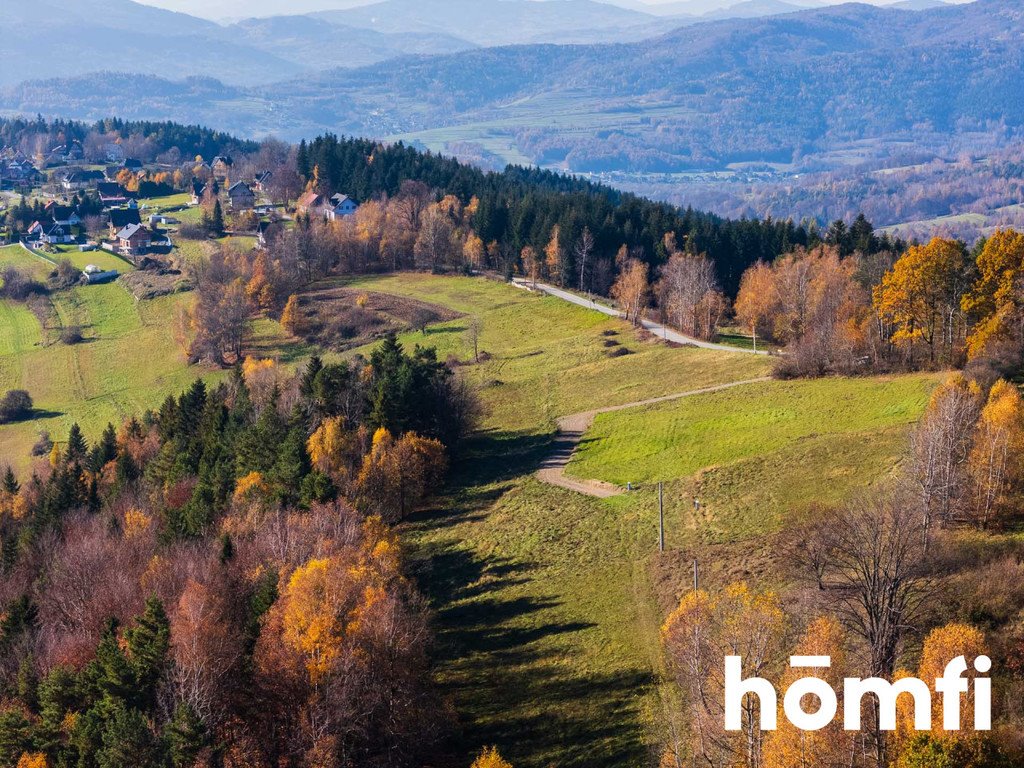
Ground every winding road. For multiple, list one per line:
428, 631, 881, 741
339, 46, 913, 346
512, 277, 770, 496
511, 278, 768, 355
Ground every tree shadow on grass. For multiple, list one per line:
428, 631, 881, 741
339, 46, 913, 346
407, 427, 655, 768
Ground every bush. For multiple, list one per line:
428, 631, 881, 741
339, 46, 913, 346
31, 431, 52, 457
177, 223, 208, 240
0, 265, 46, 300
60, 325, 84, 344
0, 390, 33, 423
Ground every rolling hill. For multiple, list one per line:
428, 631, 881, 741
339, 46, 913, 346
3, 0, 1018, 176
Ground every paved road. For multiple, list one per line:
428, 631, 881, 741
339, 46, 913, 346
536, 377, 771, 497
511, 278, 767, 355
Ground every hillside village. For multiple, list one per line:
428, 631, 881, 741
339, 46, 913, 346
0, 142, 358, 285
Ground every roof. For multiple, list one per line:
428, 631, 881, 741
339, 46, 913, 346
63, 169, 104, 183
123, 158, 143, 169
108, 208, 141, 229
97, 182, 127, 198
50, 205, 78, 221
228, 181, 253, 195
116, 223, 150, 241
297, 190, 322, 208
213, 155, 233, 166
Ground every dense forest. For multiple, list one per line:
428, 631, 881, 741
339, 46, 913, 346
0, 338, 475, 767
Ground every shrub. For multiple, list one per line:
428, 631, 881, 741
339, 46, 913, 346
606, 347, 632, 358
177, 223, 208, 240
30, 431, 52, 457
0, 390, 33, 424
60, 325, 84, 345
0, 265, 46, 300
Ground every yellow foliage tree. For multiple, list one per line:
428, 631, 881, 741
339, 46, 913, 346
306, 417, 356, 479
123, 507, 152, 538
463, 232, 485, 268
355, 429, 447, 523
16, 754, 48, 768
233, 471, 271, 504
280, 294, 302, 336
544, 226, 563, 284
968, 379, 1024, 527
763, 617, 852, 768
962, 229, 1024, 358
873, 238, 969, 364
471, 746, 513, 768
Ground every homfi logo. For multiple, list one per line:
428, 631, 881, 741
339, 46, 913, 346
724, 654, 992, 732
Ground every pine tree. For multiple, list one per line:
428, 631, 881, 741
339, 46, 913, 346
123, 598, 170, 708
1, 466, 18, 495
166, 702, 209, 768
210, 199, 224, 235
97, 702, 161, 768
66, 423, 88, 463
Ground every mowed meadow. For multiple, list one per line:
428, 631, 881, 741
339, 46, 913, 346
0, 269, 938, 766
0, 244, 296, 471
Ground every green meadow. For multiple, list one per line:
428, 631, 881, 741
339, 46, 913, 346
0, 269, 939, 766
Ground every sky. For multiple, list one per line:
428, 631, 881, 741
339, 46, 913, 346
134, 0, 972, 22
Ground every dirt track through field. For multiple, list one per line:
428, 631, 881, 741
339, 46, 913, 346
536, 377, 771, 497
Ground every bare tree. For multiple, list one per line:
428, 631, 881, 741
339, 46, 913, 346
574, 226, 594, 293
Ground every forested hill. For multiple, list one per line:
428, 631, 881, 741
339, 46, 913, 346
296, 133, 900, 296
4, 0, 1022, 173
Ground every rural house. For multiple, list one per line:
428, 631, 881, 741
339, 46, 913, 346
61, 169, 104, 191
191, 179, 219, 205
327, 193, 358, 220
39, 222, 75, 245
116, 223, 152, 257
254, 170, 273, 193
212, 155, 233, 181
97, 182, 130, 206
296, 190, 324, 216
228, 181, 256, 210
47, 204, 82, 228
108, 207, 142, 236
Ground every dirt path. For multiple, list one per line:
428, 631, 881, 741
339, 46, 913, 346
537, 377, 771, 497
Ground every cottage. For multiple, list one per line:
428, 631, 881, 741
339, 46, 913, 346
212, 155, 234, 182
296, 190, 324, 216
116, 223, 152, 257
254, 170, 273, 193
61, 169, 104, 191
40, 222, 74, 245
108, 207, 142, 236
228, 181, 256, 211
191, 179, 219, 206
96, 182, 130, 206
327, 193, 359, 221
47, 204, 82, 228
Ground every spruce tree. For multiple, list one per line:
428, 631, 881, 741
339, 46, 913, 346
1, 465, 18, 495
123, 598, 170, 708
66, 423, 88, 463
166, 702, 209, 768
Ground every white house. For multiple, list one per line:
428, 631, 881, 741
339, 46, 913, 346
327, 193, 358, 221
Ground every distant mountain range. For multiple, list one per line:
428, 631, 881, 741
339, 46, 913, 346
1, 0, 1008, 183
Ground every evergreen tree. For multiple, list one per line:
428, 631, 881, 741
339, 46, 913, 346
123, 598, 170, 709
1, 466, 18, 495
66, 423, 88, 463
97, 702, 162, 768
166, 702, 209, 768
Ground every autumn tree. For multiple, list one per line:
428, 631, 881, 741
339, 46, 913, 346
472, 746, 513, 768
967, 379, 1024, 528
657, 250, 724, 340
355, 428, 447, 523
521, 246, 539, 288
544, 225, 565, 285
763, 617, 855, 768
873, 238, 970, 365
280, 294, 303, 336
908, 375, 982, 544
662, 582, 786, 768
611, 257, 650, 326
962, 229, 1024, 363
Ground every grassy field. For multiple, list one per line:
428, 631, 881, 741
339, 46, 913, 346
0, 270, 939, 766
0, 243, 299, 472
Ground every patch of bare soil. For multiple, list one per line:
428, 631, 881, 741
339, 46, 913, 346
294, 281, 464, 350
120, 263, 193, 300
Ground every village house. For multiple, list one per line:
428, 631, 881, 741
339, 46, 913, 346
116, 223, 152, 258
296, 190, 324, 216
327, 193, 359, 220
46, 203, 82, 228
108, 207, 142, 237
122, 158, 143, 172
254, 170, 273, 193
61, 169, 104, 191
96, 182, 130, 206
228, 181, 256, 210
212, 155, 233, 182
191, 178, 219, 206
34, 222, 75, 245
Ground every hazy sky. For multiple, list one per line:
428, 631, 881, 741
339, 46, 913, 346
134, 0, 972, 22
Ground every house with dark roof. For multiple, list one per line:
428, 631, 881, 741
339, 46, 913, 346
107, 208, 142, 236
228, 181, 255, 211
97, 182, 130, 206
40, 222, 75, 245
254, 170, 273, 193
116, 223, 152, 257
123, 158, 143, 171
191, 178, 219, 206
212, 156, 233, 182
47, 204, 81, 228
61, 169, 104, 191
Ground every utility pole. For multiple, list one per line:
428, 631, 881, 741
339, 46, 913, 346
658, 481, 664, 552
